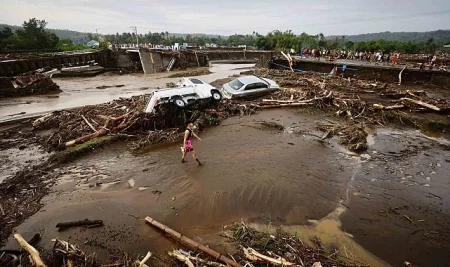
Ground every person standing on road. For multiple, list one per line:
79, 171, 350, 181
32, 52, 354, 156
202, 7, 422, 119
431, 54, 437, 66
181, 122, 203, 165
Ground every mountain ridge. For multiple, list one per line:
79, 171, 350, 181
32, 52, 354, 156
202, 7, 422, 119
1, 23, 449, 43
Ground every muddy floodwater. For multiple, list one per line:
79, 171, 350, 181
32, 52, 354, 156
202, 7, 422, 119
0, 64, 254, 122
3, 108, 449, 266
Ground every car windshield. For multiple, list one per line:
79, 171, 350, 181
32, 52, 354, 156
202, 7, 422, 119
189, 78, 203, 84
228, 79, 244, 90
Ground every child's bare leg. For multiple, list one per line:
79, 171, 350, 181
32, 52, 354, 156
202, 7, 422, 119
192, 151, 203, 165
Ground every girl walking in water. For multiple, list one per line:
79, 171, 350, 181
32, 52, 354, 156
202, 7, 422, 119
181, 122, 203, 165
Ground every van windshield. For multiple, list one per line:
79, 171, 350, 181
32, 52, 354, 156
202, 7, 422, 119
228, 79, 244, 90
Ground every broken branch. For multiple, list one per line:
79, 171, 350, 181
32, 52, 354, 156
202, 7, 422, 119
13, 233, 47, 267
400, 98, 441, 111
138, 251, 152, 267
82, 115, 97, 132
145, 216, 241, 267
243, 247, 294, 266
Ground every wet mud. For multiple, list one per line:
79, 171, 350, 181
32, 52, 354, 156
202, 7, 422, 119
341, 129, 450, 266
1, 66, 450, 266
3, 109, 376, 264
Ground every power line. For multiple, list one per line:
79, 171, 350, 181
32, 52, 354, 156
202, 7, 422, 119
302, 10, 450, 27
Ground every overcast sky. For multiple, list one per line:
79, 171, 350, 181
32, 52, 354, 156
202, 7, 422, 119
1, 0, 449, 36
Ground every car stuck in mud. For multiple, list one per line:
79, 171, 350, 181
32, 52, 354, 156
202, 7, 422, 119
219, 75, 280, 99
144, 77, 222, 113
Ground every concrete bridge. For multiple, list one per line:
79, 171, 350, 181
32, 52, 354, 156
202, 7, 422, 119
0, 49, 277, 77
0, 50, 109, 76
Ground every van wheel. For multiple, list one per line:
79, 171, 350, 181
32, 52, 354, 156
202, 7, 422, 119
211, 90, 222, 101
173, 97, 186, 108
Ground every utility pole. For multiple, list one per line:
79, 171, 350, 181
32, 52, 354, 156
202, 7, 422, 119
130, 26, 139, 47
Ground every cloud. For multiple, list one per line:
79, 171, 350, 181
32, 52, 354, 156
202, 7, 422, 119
1, 0, 449, 35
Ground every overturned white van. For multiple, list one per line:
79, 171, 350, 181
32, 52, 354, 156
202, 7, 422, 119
144, 77, 222, 114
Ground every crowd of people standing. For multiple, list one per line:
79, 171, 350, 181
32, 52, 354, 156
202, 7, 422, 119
299, 48, 401, 64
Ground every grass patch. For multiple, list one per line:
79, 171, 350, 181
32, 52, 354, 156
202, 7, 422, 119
427, 120, 450, 132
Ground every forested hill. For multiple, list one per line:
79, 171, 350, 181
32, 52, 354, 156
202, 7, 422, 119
0, 24, 89, 40
2, 22, 449, 44
328, 30, 450, 43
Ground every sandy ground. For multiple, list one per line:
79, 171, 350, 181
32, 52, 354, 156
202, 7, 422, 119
2, 108, 449, 266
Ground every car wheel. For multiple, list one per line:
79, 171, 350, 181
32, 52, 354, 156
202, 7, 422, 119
173, 98, 186, 108
211, 90, 222, 101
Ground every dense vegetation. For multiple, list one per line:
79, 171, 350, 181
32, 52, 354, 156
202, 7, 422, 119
104, 30, 448, 53
329, 30, 450, 43
0, 19, 60, 50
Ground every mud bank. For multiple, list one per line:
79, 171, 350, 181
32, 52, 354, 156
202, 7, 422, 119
1, 109, 378, 264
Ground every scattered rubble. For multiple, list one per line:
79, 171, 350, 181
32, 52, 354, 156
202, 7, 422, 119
1, 219, 373, 266
0, 71, 61, 97
231, 222, 367, 266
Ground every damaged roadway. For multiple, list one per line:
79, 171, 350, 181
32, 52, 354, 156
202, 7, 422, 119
0, 65, 450, 267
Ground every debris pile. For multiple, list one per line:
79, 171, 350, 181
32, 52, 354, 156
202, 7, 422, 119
230, 222, 368, 267
0, 71, 61, 97
1, 219, 375, 267
238, 68, 450, 150
0, 233, 152, 267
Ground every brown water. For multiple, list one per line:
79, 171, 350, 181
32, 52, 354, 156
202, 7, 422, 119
0, 64, 254, 122
3, 110, 450, 266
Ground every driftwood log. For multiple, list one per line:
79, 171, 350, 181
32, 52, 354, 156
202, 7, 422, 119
65, 128, 108, 147
138, 251, 152, 267
401, 98, 441, 111
243, 247, 294, 266
145, 216, 241, 267
56, 219, 104, 229
373, 103, 405, 110
13, 233, 47, 267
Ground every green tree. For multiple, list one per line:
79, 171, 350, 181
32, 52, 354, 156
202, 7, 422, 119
14, 18, 59, 49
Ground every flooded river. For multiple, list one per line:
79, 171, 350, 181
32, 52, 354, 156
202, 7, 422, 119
0, 64, 253, 122
3, 108, 449, 266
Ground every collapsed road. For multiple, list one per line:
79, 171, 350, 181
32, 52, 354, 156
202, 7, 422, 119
0, 64, 449, 266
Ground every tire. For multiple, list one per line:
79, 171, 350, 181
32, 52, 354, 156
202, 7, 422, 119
211, 90, 222, 102
173, 97, 186, 108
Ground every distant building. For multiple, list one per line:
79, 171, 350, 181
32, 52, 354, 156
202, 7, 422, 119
205, 43, 218, 48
